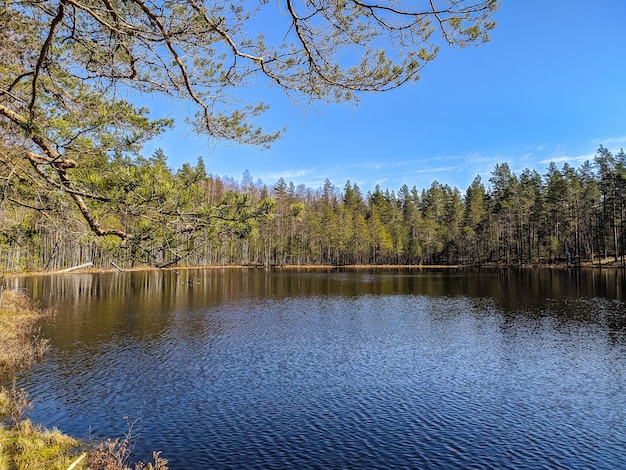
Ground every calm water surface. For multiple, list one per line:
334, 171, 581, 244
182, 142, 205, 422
11, 268, 626, 469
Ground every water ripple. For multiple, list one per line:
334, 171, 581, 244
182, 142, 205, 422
15, 271, 626, 469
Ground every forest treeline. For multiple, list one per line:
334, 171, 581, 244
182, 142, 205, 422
1, 146, 625, 272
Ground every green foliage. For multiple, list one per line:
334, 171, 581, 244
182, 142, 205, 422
1, 0, 497, 244
4, 144, 626, 269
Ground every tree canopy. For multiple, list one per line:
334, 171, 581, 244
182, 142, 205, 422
0, 0, 498, 243
3, 147, 626, 272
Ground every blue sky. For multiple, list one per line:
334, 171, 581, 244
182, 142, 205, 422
147, 0, 626, 194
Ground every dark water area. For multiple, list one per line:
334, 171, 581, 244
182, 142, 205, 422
10, 268, 626, 469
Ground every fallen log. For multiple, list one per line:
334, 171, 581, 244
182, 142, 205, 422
111, 261, 124, 272
58, 262, 93, 273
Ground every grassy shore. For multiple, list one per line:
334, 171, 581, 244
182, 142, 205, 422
0, 289, 167, 470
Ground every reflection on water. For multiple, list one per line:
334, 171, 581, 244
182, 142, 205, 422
12, 268, 626, 469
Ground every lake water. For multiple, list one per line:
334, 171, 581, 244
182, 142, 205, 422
11, 268, 626, 469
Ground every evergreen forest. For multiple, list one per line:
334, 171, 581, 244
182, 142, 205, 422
1, 0, 500, 274
1, 146, 625, 272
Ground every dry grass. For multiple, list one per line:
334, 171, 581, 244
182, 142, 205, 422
0, 384, 32, 425
85, 416, 169, 470
0, 289, 51, 379
87, 441, 169, 470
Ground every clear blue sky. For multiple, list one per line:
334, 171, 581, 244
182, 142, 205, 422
147, 0, 626, 194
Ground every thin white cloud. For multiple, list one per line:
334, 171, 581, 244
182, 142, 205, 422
538, 153, 594, 164
430, 154, 464, 163
465, 153, 504, 164
592, 135, 626, 146
413, 166, 460, 174
259, 169, 312, 181
342, 160, 407, 171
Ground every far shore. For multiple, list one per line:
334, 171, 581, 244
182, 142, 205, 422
5, 259, 626, 278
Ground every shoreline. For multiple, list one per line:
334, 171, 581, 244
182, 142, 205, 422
6, 259, 626, 277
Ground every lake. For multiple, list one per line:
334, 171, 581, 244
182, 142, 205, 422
11, 267, 626, 469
